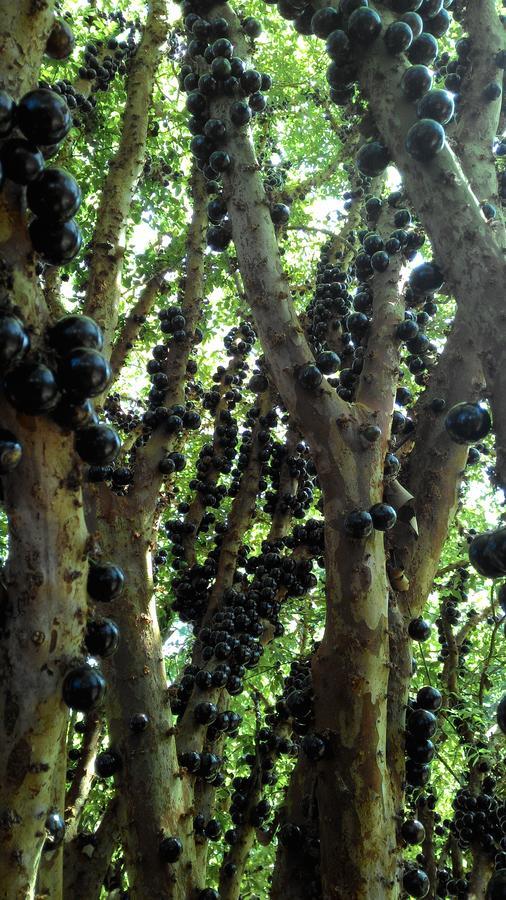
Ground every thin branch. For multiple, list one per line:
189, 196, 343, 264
43, 268, 66, 321
63, 797, 120, 900
84, 0, 169, 353
64, 711, 102, 843
131, 167, 208, 514
109, 270, 169, 382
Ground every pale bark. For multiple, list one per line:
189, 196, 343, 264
89, 489, 195, 900
84, 0, 169, 352
0, 418, 89, 900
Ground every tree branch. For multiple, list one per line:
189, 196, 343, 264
109, 270, 168, 383
131, 168, 208, 515
84, 0, 169, 353
64, 711, 102, 843
63, 797, 120, 900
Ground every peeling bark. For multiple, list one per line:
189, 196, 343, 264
0, 419, 88, 900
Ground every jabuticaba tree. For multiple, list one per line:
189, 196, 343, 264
0, 1, 505, 899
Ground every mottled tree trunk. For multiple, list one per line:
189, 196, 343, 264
0, 420, 89, 900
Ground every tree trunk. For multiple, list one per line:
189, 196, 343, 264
90, 489, 198, 900
0, 421, 89, 900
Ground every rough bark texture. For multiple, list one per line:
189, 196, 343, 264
63, 797, 120, 900
0, 419, 89, 900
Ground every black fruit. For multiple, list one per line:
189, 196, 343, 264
194, 701, 218, 724
369, 503, 397, 531
84, 618, 119, 658
298, 363, 323, 389
396, 319, 419, 340
5, 363, 59, 414
417, 89, 454, 124
406, 118, 445, 161
27, 168, 81, 223
444, 402, 491, 445
17, 88, 71, 146
326, 29, 351, 63
29, 218, 82, 266
356, 141, 391, 177
271, 203, 290, 225
344, 509, 373, 538
43, 810, 65, 850
95, 749, 121, 777
416, 685, 442, 711
0, 315, 29, 369
1, 139, 44, 184
58, 347, 111, 400
46, 19, 75, 59
408, 708, 437, 738
408, 616, 431, 641
75, 423, 121, 465
311, 7, 342, 38
52, 398, 97, 430
409, 261, 444, 294
0, 91, 15, 137
403, 868, 430, 898
405, 735, 435, 763
397, 387, 412, 404
159, 836, 183, 863
278, 822, 303, 848
401, 819, 426, 845
0, 429, 22, 473
230, 100, 251, 126
87, 562, 125, 602
401, 65, 432, 99
49, 314, 103, 353
384, 21, 413, 54
487, 870, 506, 900
347, 8, 382, 44
315, 350, 340, 374
401, 12, 423, 38
384, 452, 401, 478
406, 760, 430, 787
407, 32, 438, 65
469, 528, 506, 579
130, 713, 149, 733
62, 664, 106, 711
371, 250, 389, 272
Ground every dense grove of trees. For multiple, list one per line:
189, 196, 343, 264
0, 0, 505, 898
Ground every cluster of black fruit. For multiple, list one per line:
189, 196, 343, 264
433, 567, 473, 667
438, 779, 506, 898
0, 84, 81, 265
175, 3, 275, 251
78, 35, 134, 92
399, 687, 442, 897
0, 311, 122, 472
296, 187, 441, 407
263, 438, 317, 520
61, 560, 124, 716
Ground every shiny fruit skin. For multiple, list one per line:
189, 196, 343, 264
75, 423, 121, 466
4, 363, 59, 414
58, 347, 111, 400
62, 664, 106, 711
49, 314, 103, 353
29, 217, 82, 266
444, 402, 491, 445
87, 562, 125, 602
27, 168, 81, 223
17, 88, 71, 146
